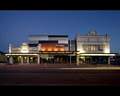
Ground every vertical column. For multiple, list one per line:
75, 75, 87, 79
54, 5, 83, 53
70, 55, 71, 65
108, 57, 111, 65
27, 56, 29, 64
76, 55, 79, 66
69, 40, 71, 51
9, 56, 13, 64
114, 55, 117, 64
37, 55, 40, 64
21, 56, 23, 64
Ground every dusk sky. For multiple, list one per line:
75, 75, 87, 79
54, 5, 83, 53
0, 10, 120, 53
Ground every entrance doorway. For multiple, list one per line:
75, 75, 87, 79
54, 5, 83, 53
40, 55, 70, 64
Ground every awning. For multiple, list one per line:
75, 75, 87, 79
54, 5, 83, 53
39, 51, 78, 54
5, 53, 39, 56
78, 53, 118, 56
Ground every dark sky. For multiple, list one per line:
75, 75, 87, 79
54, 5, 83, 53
0, 10, 120, 53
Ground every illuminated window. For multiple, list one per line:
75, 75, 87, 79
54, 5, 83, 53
60, 48, 65, 51
24, 57, 27, 59
54, 48, 58, 51
42, 48, 46, 51
83, 45, 104, 51
47, 48, 52, 51
83, 45, 88, 51
30, 57, 33, 59
91, 45, 95, 51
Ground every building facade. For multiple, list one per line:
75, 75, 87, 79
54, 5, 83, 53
76, 30, 116, 65
6, 31, 117, 65
6, 35, 76, 64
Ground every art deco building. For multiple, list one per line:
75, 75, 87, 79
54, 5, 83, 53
6, 31, 117, 65
6, 35, 76, 64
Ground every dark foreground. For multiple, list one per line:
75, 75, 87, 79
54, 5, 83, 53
0, 65, 120, 86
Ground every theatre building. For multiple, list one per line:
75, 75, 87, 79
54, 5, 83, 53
6, 30, 118, 65
6, 35, 77, 64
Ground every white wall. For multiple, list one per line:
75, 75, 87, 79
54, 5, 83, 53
76, 33, 110, 53
29, 35, 48, 43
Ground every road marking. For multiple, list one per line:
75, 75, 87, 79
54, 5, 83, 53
60, 67, 120, 70
0, 73, 120, 75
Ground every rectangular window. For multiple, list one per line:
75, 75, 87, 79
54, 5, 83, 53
83, 45, 104, 51
83, 45, 88, 51
91, 45, 95, 51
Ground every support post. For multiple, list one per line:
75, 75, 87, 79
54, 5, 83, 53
76, 55, 79, 66
108, 57, 111, 65
21, 56, 23, 64
37, 55, 40, 64
115, 55, 117, 64
70, 55, 71, 65
9, 56, 13, 64
27, 56, 29, 64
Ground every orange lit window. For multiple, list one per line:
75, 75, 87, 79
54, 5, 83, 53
54, 48, 58, 51
42, 48, 46, 51
60, 48, 65, 51
47, 48, 52, 51
41, 43, 65, 52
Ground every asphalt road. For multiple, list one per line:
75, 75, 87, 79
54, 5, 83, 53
0, 67, 120, 86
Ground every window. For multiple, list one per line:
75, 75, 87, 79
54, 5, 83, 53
83, 45, 104, 51
83, 45, 88, 51
91, 45, 95, 51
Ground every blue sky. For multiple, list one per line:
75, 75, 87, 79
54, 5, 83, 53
0, 10, 120, 53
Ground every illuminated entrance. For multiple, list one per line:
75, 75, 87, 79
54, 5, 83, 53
77, 53, 118, 65
40, 55, 69, 64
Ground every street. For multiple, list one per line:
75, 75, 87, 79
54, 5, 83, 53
0, 65, 120, 86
